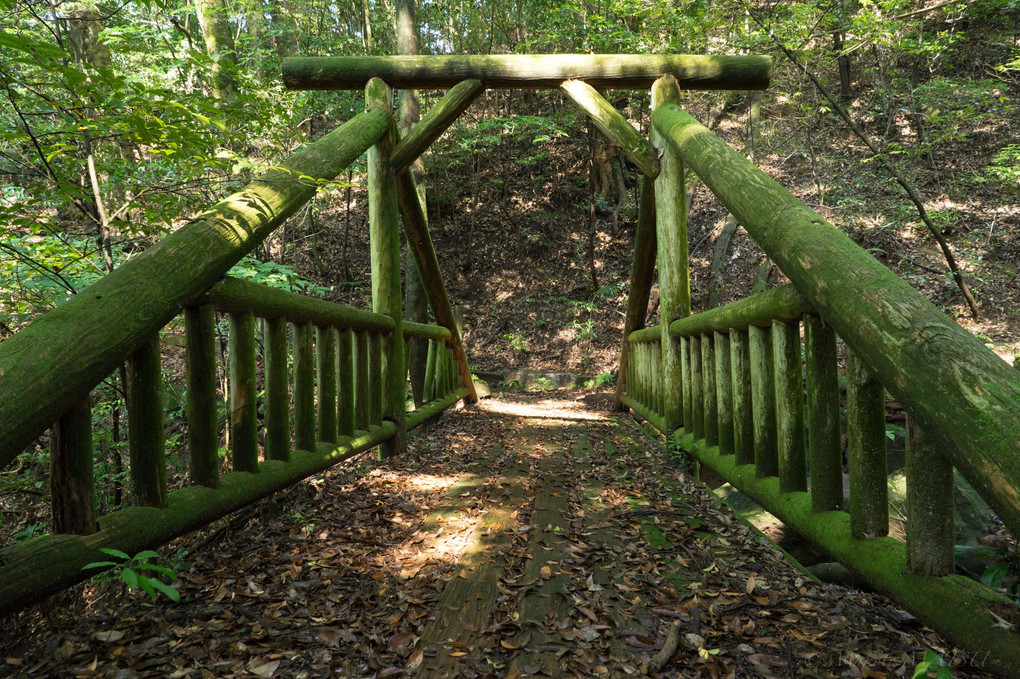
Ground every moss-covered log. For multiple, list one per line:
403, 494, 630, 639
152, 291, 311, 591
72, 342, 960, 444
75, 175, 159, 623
228, 311, 258, 473
406, 387, 469, 431
317, 326, 338, 443
652, 104, 1020, 537
395, 167, 477, 403
390, 79, 484, 175
804, 315, 842, 511
50, 396, 95, 535
846, 349, 889, 538
283, 54, 772, 91
907, 417, 955, 576
672, 429, 1020, 679
669, 284, 812, 339
714, 330, 734, 454
628, 324, 662, 344
126, 337, 166, 507
205, 277, 394, 333
403, 321, 452, 341
773, 320, 806, 493
264, 316, 290, 462
0, 424, 395, 615
621, 394, 667, 435
293, 322, 316, 451
730, 329, 754, 465
187, 304, 221, 484
560, 80, 659, 178
0, 110, 389, 469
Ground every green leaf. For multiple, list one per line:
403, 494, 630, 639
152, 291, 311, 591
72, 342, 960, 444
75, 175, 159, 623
121, 567, 139, 590
131, 550, 161, 562
137, 577, 157, 601
99, 547, 131, 560
82, 561, 118, 570
148, 578, 181, 602
981, 561, 1009, 589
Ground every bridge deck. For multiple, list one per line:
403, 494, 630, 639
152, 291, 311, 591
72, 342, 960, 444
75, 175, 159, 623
0, 394, 982, 678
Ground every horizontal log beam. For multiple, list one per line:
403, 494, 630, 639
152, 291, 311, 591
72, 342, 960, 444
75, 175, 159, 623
283, 54, 772, 91
653, 104, 1020, 538
0, 110, 389, 469
403, 321, 452, 341
674, 430, 1020, 679
205, 277, 394, 333
560, 80, 659, 178
628, 324, 662, 344
406, 387, 469, 431
0, 424, 395, 615
390, 79, 484, 175
669, 284, 813, 338
620, 394, 667, 435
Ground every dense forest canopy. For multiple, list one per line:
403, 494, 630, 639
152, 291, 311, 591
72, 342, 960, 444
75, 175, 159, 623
0, 0, 1018, 341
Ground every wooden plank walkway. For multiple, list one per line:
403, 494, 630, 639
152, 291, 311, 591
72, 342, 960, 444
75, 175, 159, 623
0, 394, 988, 678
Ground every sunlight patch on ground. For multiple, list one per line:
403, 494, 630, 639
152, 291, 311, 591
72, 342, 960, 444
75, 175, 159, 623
478, 397, 610, 422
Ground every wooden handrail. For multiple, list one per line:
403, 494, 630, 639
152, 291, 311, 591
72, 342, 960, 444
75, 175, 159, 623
0, 109, 390, 469
652, 103, 1020, 540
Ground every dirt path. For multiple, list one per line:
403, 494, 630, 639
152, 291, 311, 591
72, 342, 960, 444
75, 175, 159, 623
0, 394, 992, 678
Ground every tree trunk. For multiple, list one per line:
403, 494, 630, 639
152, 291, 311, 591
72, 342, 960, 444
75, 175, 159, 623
194, 0, 239, 101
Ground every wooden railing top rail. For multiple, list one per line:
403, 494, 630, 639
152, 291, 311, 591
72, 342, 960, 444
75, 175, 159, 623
0, 109, 390, 469
652, 103, 1020, 539
282, 54, 772, 91
205, 277, 395, 333
628, 325, 662, 344
403, 321, 452, 341
668, 285, 814, 337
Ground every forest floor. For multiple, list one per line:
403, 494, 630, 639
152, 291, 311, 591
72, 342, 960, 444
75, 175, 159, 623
0, 394, 998, 678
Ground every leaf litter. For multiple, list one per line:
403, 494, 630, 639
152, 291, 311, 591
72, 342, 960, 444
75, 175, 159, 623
0, 394, 999, 678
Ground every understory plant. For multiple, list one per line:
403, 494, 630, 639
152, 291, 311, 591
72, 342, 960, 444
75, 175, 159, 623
83, 548, 180, 603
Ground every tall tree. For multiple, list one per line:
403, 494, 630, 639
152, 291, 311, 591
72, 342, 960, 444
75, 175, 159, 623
194, 0, 239, 101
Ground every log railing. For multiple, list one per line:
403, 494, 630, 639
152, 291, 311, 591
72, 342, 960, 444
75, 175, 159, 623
0, 96, 475, 613
617, 101, 1020, 674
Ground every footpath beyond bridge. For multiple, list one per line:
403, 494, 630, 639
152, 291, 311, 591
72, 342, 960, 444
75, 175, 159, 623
0, 395, 985, 678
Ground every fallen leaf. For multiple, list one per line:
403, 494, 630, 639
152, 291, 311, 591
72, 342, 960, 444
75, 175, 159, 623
94, 631, 125, 642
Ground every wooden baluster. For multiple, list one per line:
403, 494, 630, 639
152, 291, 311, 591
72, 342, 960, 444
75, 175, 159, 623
804, 315, 842, 510
127, 335, 166, 506
338, 328, 356, 436
749, 324, 777, 477
690, 334, 704, 440
680, 336, 692, 433
846, 350, 888, 538
445, 346, 456, 396
370, 332, 383, 424
356, 331, 370, 431
702, 334, 718, 447
317, 325, 338, 443
186, 304, 220, 485
423, 338, 438, 403
714, 330, 734, 454
774, 320, 806, 492
730, 329, 754, 465
229, 311, 258, 472
51, 396, 96, 534
293, 322, 316, 451
906, 416, 954, 576
264, 316, 290, 461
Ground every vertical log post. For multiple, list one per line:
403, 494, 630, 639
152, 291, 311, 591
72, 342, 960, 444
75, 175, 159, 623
681, 336, 693, 432
317, 325, 338, 443
367, 77, 406, 458
186, 304, 220, 486
370, 332, 384, 424
356, 330, 370, 430
749, 324, 777, 477
294, 322, 316, 451
730, 329, 754, 465
229, 311, 258, 473
690, 334, 704, 440
804, 315, 842, 510
264, 316, 290, 461
906, 416, 955, 576
773, 319, 806, 492
338, 328, 356, 436
51, 396, 96, 534
702, 334, 719, 447
714, 330, 734, 454
423, 338, 438, 403
652, 75, 687, 434
126, 335, 166, 507
846, 350, 889, 538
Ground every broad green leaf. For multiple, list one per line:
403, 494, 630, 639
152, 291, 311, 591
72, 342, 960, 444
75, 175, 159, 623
99, 547, 131, 560
121, 567, 139, 590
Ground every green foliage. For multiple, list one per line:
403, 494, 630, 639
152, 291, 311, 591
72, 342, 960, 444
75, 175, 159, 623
986, 144, 1020, 190
504, 331, 530, 353
583, 372, 615, 389
83, 548, 181, 603
227, 257, 332, 296
912, 650, 953, 679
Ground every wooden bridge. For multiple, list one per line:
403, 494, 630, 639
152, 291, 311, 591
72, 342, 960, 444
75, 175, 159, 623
2, 54, 1020, 676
